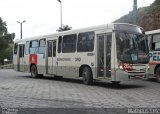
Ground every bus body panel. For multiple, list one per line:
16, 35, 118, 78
148, 51, 160, 75
37, 54, 46, 74
24, 53, 30, 72
56, 52, 95, 77
149, 64, 156, 75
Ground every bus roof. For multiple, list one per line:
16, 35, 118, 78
145, 29, 160, 35
14, 23, 141, 43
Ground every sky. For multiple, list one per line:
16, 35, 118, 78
0, 0, 155, 39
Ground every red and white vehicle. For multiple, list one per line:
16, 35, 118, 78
13, 23, 149, 85
146, 29, 160, 82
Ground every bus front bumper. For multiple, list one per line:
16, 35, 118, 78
115, 69, 149, 81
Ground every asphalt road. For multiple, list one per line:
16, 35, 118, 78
0, 69, 160, 114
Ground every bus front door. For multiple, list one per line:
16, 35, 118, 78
18, 44, 25, 72
47, 40, 57, 75
97, 33, 112, 78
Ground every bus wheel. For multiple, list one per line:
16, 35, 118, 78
31, 65, 38, 78
82, 67, 93, 85
156, 67, 160, 83
112, 81, 120, 85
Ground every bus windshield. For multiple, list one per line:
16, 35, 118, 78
116, 31, 149, 64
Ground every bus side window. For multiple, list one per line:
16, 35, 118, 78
62, 34, 77, 53
30, 40, 39, 54
77, 31, 95, 52
14, 43, 18, 55
58, 36, 62, 53
147, 35, 155, 51
151, 43, 155, 50
38, 39, 46, 54
151, 34, 160, 51
154, 42, 160, 51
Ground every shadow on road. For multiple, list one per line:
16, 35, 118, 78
18, 75, 145, 89
94, 81, 145, 89
145, 78, 160, 84
147, 78, 157, 82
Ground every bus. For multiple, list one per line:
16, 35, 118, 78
146, 29, 160, 82
13, 23, 149, 85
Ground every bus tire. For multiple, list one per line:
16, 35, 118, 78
156, 67, 160, 83
31, 65, 38, 78
82, 67, 93, 85
38, 74, 44, 78
112, 81, 120, 85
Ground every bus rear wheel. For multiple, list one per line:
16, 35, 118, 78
82, 67, 93, 85
31, 65, 38, 78
156, 67, 160, 83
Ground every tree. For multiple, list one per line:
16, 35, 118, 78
0, 17, 15, 64
57, 24, 72, 32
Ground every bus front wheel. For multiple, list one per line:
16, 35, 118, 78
82, 67, 93, 85
156, 67, 160, 83
31, 65, 38, 78
112, 81, 120, 85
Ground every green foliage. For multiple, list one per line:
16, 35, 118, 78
138, 0, 160, 14
114, 11, 134, 24
114, 0, 160, 24
4, 43, 13, 60
150, 0, 160, 10
0, 17, 15, 64
57, 25, 72, 32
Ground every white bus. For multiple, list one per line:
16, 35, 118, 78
146, 29, 160, 82
13, 23, 149, 85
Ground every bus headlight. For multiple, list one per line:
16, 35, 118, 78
119, 62, 133, 71
119, 65, 123, 70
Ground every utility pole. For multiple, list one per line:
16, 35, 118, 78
17, 20, 26, 39
57, 0, 62, 28
133, 0, 137, 25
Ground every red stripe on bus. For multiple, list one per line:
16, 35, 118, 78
29, 54, 37, 65
149, 61, 160, 65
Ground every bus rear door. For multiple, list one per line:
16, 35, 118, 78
47, 40, 57, 75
